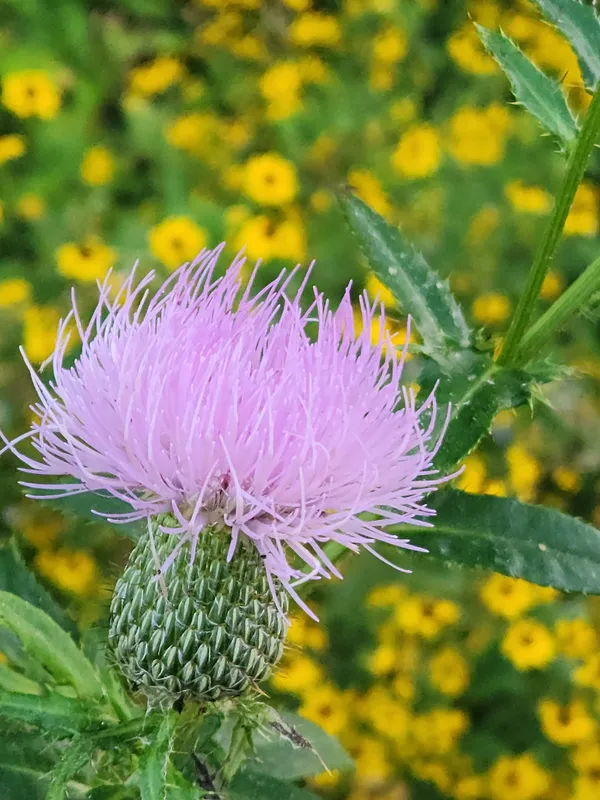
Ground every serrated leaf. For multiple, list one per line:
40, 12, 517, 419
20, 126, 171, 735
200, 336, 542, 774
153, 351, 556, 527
404, 489, 600, 592
0, 730, 56, 800
248, 711, 352, 781
0, 541, 76, 635
0, 662, 42, 695
0, 628, 54, 684
47, 735, 97, 800
139, 712, 178, 800
0, 591, 103, 700
0, 688, 92, 732
419, 353, 533, 472
339, 193, 471, 355
229, 771, 320, 800
533, 0, 600, 89
477, 25, 578, 144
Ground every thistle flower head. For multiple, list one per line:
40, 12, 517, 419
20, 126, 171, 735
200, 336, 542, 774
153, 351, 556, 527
6, 245, 449, 616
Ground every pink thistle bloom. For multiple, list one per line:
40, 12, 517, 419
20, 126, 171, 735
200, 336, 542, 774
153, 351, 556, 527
4, 245, 451, 617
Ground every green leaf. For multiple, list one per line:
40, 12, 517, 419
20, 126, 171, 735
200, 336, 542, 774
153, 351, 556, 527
248, 711, 352, 781
0, 591, 103, 699
0, 541, 76, 635
476, 25, 578, 144
533, 0, 600, 90
338, 193, 471, 355
0, 731, 56, 800
139, 712, 178, 800
47, 735, 95, 800
419, 353, 533, 472
52, 490, 141, 541
404, 489, 600, 593
0, 663, 42, 695
229, 772, 320, 800
0, 688, 92, 732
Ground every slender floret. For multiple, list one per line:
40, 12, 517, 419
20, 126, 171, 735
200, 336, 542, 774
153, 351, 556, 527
4, 245, 450, 615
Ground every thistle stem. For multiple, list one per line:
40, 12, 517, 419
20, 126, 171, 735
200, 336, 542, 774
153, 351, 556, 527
514, 255, 600, 365
498, 85, 600, 366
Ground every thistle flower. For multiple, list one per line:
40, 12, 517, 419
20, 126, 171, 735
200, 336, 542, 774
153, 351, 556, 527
5, 244, 449, 611
4, 245, 450, 702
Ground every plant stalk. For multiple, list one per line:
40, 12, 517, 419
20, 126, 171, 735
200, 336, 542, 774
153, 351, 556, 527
498, 86, 600, 366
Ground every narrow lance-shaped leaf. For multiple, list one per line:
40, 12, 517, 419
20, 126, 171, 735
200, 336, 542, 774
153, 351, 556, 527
532, 0, 600, 90
0, 688, 92, 733
476, 25, 578, 145
402, 489, 600, 593
46, 736, 97, 800
0, 591, 103, 699
339, 193, 471, 355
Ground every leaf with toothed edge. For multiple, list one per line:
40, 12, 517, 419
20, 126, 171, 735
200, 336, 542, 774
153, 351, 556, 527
476, 25, 578, 145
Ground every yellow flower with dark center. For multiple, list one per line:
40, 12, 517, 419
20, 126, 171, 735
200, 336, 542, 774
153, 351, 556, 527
2, 70, 61, 119
472, 292, 511, 325
81, 145, 115, 186
574, 654, 600, 690
35, 549, 98, 596
259, 62, 303, 120
480, 574, 538, 619
128, 56, 183, 97
505, 180, 552, 215
502, 618, 556, 671
391, 123, 441, 179
298, 683, 350, 736
56, 237, 116, 282
243, 153, 298, 207
0, 134, 26, 165
395, 595, 460, 638
23, 305, 60, 363
555, 619, 598, 659
429, 647, 470, 696
538, 698, 596, 746
16, 193, 46, 220
290, 13, 342, 48
165, 112, 224, 158
488, 754, 549, 800
0, 278, 31, 308
149, 217, 207, 270
412, 708, 469, 755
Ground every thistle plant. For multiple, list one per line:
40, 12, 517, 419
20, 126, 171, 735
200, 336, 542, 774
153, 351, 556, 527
1, 2, 600, 799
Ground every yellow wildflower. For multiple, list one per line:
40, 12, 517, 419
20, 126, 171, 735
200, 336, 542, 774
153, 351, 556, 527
80, 145, 115, 186
298, 683, 350, 736
412, 708, 469, 755
348, 168, 391, 217
366, 583, 406, 608
555, 619, 598, 660
540, 271, 564, 301
365, 274, 396, 308
23, 305, 60, 363
502, 618, 556, 671
467, 206, 500, 248
352, 736, 392, 782
574, 654, 600, 690
128, 56, 183, 97
35, 549, 98, 596
0, 134, 26, 165
488, 753, 549, 800
56, 237, 116, 282
429, 647, 470, 697
505, 181, 552, 215
456, 453, 487, 494
272, 654, 324, 693
259, 62, 303, 120
447, 24, 497, 75
149, 216, 207, 270
2, 70, 61, 119
290, 13, 342, 48
286, 616, 327, 650
506, 444, 541, 501
16, 193, 46, 220
21, 513, 63, 549
472, 292, 512, 325
243, 153, 298, 207
373, 27, 408, 63
309, 189, 332, 213
454, 775, 486, 800
480, 575, 539, 619
395, 595, 460, 638
449, 105, 510, 166
391, 123, 441, 179
553, 466, 582, 493
564, 183, 598, 237
0, 278, 32, 308
538, 698, 596, 746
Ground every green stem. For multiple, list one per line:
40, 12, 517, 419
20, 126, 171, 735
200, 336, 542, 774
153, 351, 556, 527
514, 254, 600, 364
498, 86, 600, 366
